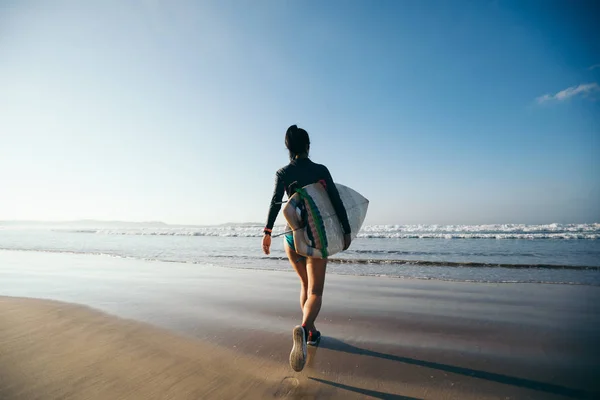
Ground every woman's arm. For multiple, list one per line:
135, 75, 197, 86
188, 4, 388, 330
263, 171, 285, 255
265, 171, 285, 232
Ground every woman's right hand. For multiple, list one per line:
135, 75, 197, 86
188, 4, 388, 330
343, 233, 352, 251
262, 234, 272, 255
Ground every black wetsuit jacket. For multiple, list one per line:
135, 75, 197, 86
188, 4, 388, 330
265, 158, 351, 234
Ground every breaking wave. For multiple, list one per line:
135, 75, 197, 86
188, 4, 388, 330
56, 223, 600, 240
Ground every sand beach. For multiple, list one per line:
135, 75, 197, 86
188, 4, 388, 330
1, 250, 599, 399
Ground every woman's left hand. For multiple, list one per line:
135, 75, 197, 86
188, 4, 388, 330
262, 234, 271, 255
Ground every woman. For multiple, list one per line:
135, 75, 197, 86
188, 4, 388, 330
262, 124, 351, 372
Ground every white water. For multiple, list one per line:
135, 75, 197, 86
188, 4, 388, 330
11, 223, 597, 240
1, 222, 599, 285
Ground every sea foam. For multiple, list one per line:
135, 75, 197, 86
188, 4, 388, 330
52, 223, 600, 240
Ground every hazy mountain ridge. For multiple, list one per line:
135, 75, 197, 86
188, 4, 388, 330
0, 220, 169, 227
0, 220, 283, 228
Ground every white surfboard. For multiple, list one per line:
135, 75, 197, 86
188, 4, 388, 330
282, 182, 368, 258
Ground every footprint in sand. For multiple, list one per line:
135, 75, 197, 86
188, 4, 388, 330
274, 376, 300, 397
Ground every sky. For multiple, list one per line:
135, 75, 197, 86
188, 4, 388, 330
0, 0, 598, 225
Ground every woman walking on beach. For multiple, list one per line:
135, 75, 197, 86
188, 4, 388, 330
262, 125, 351, 372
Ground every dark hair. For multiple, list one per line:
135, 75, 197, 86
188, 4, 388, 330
285, 125, 310, 161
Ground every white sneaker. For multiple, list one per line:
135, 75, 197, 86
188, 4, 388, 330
289, 325, 307, 372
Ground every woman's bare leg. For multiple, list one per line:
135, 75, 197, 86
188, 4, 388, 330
302, 257, 327, 332
285, 244, 308, 310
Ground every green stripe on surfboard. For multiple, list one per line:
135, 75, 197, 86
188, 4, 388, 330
296, 187, 329, 258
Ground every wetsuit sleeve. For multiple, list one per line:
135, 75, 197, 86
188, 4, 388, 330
323, 167, 351, 235
265, 171, 285, 230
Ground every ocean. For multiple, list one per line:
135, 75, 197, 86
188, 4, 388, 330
1, 222, 599, 286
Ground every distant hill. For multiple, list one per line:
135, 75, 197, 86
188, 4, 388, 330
0, 220, 169, 227
217, 222, 263, 226
0, 220, 285, 228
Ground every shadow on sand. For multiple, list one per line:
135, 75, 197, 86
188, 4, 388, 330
319, 337, 593, 399
308, 377, 421, 400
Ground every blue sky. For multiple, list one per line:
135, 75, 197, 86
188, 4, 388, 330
0, 0, 598, 225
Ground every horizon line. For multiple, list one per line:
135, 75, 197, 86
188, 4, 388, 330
0, 219, 598, 226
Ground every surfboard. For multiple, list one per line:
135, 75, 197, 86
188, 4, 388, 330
282, 182, 368, 258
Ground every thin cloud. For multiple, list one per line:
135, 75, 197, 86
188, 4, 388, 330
589, 64, 600, 70
536, 82, 600, 104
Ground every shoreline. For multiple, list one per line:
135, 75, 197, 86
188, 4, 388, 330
1, 248, 599, 286
1, 250, 599, 399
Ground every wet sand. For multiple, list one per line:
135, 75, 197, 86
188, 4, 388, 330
1, 250, 599, 399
